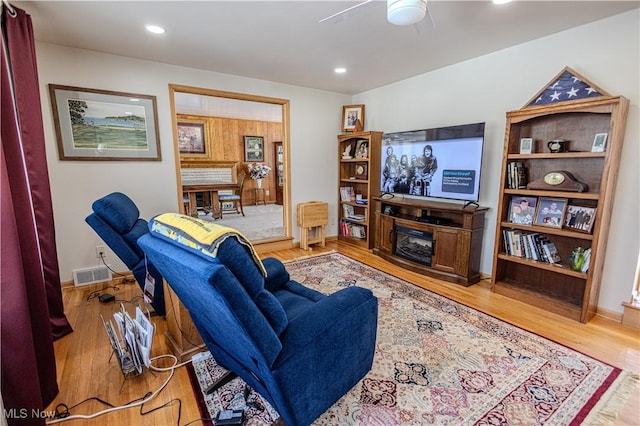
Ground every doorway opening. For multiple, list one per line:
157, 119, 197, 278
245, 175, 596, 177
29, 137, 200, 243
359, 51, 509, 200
169, 84, 292, 247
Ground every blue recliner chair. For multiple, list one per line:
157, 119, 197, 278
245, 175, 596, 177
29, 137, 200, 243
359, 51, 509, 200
85, 192, 165, 316
138, 213, 378, 426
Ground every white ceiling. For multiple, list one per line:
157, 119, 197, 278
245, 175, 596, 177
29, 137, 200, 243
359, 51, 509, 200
14, 1, 639, 95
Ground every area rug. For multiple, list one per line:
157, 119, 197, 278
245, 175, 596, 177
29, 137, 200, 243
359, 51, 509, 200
187, 253, 638, 425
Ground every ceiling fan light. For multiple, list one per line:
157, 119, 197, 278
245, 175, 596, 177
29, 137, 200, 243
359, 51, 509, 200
387, 0, 427, 26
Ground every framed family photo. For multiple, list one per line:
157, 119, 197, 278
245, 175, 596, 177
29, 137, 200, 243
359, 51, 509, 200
177, 119, 209, 158
244, 136, 264, 161
49, 84, 161, 161
534, 197, 567, 228
342, 104, 365, 132
508, 196, 537, 225
564, 205, 597, 233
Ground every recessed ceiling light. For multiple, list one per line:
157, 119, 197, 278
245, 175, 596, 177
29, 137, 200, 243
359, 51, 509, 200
493, 0, 512, 4
146, 25, 165, 34
335, 67, 347, 74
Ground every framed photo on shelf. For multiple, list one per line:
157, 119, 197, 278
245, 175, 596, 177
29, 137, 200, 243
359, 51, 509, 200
177, 120, 208, 157
244, 136, 264, 161
508, 196, 537, 225
519, 137, 533, 154
355, 140, 369, 159
591, 133, 608, 152
534, 197, 567, 228
564, 205, 597, 233
342, 104, 365, 132
49, 84, 161, 161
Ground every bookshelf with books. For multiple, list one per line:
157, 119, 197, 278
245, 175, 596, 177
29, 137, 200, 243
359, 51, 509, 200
338, 131, 382, 249
491, 68, 629, 323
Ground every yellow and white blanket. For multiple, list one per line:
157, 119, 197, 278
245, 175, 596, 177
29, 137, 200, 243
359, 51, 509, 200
149, 213, 266, 276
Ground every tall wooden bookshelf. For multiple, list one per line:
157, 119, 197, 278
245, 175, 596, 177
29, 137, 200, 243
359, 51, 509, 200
338, 131, 382, 249
491, 68, 629, 323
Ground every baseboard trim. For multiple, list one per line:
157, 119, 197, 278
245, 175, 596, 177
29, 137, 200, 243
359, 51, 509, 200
62, 272, 135, 288
595, 306, 623, 323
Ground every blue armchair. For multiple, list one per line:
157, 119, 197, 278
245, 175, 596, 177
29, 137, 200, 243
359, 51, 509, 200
85, 192, 165, 316
138, 214, 378, 426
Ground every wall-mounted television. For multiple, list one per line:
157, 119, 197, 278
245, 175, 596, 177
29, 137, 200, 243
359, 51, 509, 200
381, 122, 485, 204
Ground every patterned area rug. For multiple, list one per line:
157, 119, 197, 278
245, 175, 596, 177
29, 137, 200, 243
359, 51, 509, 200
187, 253, 638, 425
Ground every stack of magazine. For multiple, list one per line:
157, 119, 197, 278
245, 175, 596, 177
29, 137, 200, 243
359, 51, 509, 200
101, 304, 154, 376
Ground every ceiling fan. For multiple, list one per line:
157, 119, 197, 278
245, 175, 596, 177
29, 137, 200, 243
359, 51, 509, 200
319, 0, 432, 27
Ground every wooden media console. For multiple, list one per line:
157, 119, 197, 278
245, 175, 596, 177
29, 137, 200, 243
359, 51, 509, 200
373, 197, 488, 286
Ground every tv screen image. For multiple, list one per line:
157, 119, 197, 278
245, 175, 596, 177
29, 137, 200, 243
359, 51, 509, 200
381, 122, 485, 203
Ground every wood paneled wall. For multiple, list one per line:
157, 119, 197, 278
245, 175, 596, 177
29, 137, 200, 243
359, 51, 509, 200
178, 114, 282, 204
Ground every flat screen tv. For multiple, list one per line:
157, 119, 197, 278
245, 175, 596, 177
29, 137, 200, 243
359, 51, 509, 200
381, 122, 485, 204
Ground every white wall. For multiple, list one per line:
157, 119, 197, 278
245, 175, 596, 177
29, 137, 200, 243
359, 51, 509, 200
36, 44, 350, 282
37, 10, 638, 315
355, 10, 639, 314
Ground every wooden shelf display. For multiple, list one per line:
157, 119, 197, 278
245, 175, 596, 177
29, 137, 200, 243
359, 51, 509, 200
491, 67, 630, 323
373, 197, 488, 286
338, 131, 382, 249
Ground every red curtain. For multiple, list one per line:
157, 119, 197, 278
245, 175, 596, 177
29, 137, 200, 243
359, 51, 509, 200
1, 4, 72, 424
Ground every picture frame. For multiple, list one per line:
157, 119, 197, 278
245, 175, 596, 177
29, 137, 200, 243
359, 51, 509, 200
519, 137, 533, 154
244, 136, 264, 162
508, 196, 537, 225
177, 119, 209, 158
342, 104, 365, 132
355, 163, 368, 179
564, 205, 597, 233
49, 84, 161, 161
591, 132, 608, 152
534, 197, 567, 228
355, 140, 369, 159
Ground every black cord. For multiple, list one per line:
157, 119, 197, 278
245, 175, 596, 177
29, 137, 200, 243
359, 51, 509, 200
139, 395, 182, 426
53, 397, 115, 419
86, 285, 120, 301
182, 417, 216, 426
98, 254, 136, 283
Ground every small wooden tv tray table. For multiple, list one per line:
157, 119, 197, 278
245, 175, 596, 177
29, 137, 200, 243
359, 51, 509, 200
297, 201, 328, 250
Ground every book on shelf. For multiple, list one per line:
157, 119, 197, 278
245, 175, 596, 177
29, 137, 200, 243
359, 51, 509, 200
340, 220, 366, 239
342, 204, 353, 216
502, 229, 561, 264
542, 241, 561, 264
506, 161, 528, 189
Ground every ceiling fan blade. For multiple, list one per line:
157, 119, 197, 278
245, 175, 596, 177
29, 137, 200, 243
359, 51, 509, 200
318, 0, 375, 23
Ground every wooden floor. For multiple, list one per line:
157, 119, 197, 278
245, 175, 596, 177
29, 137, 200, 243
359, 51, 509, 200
48, 242, 640, 425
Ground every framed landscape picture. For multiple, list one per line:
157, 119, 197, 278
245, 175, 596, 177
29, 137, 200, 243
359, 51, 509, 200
534, 197, 567, 228
564, 205, 597, 233
244, 136, 264, 161
508, 196, 537, 225
49, 84, 161, 161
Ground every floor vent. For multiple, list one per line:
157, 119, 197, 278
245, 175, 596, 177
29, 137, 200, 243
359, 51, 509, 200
73, 266, 112, 287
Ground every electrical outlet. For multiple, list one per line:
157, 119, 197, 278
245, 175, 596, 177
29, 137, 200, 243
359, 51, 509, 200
96, 245, 106, 259
265, 190, 270, 196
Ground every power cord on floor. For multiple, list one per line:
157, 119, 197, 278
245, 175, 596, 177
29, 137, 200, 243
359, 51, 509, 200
46, 354, 191, 425
86, 286, 120, 302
